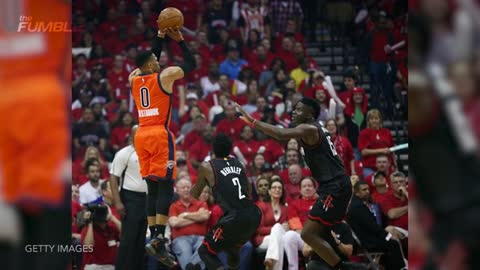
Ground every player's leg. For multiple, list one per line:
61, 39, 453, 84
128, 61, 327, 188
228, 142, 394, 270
301, 219, 341, 267
225, 246, 241, 270
302, 177, 352, 268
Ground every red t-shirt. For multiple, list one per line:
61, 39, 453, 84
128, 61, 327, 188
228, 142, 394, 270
189, 139, 211, 163
287, 197, 317, 227
260, 138, 284, 164
371, 189, 393, 204
358, 128, 394, 169
379, 193, 408, 230
370, 30, 390, 62
169, 199, 209, 239
109, 126, 131, 150
81, 223, 120, 265
215, 118, 247, 139
234, 139, 261, 166
183, 130, 203, 150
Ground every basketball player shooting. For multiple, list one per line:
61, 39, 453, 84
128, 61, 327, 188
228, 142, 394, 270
191, 134, 262, 270
128, 11, 195, 267
236, 99, 353, 269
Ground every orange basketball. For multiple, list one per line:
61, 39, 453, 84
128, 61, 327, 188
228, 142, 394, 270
157, 7, 184, 31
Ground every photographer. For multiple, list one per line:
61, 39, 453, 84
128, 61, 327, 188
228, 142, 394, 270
81, 204, 121, 270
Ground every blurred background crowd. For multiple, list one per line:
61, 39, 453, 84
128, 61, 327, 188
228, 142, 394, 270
410, 0, 480, 270
70, 0, 408, 269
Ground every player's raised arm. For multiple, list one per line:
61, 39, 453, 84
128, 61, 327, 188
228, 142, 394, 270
191, 162, 213, 199
165, 27, 196, 74
235, 103, 318, 143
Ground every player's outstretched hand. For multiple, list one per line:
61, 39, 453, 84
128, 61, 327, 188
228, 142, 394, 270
165, 26, 184, 42
234, 102, 254, 124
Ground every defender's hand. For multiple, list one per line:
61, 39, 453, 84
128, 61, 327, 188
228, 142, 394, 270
158, 29, 166, 38
234, 103, 254, 123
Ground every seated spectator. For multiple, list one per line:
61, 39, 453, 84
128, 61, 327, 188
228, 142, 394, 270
255, 177, 271, 203
274, 147, 305, 172
284, 164, 303, 203
256, 131, 285, 165
215, 102, 247, 139
73, 108, 109, 157
168, 178, 210, 270
249, 153, 266, 180
289, 58, 311, 91
371, 171, 392, 204
176, 150, 198, 184
283, 177, 318, 270
260, 163, 275, 181
190, 125, 215, 169
241, 80, 260, 113
275, 36, 297, 72
347, 181, 406, 270
366, 154, 392, 188
249, 44, 274, 76
109, 111, 135, 153
379, 172, 408, 231
260, 58, 286, 96
88, 66, 111, 102
200, 62, 221, 98
108, 55, 130, 102
344, 86, 369, 150
182, 114, 207, 150
219, 44, 248, 80
273, 18, 305, 52
72, 89, 93, 121
179, 105, 203, 135
325, 119, 355, 176
233, 125, 261, 166
314, 87, 344, 125
81, 204, 122, 270
254, 179, 289, 270
73, 145, 109, 185
79, 164, 105, 205
358, 109, 396, 177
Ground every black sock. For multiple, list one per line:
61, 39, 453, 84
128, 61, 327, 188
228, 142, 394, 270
149, 226, 156, 238
156, 225, 166, 237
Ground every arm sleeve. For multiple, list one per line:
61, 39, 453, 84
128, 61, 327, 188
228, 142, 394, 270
179, 41, 196, 74
152, 36, 164, 59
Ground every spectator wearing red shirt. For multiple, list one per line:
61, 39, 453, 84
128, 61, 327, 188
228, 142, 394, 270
249, 153, 265, 180
274, 19, 305, 52
370, 171, 392, 204
379, 172, 408, 231
73, 146, 110, 185
233, 125, 261, 166
168, 178, 210, 270
256, 131, 285, 165
189, 125, 214, 169
183, 115, 208, 151
108, 55, 130, 101
276, 36, 298, 72
325, 119, 356, 176
366, 154, 392, 188
248, 44, 274, 76
176, 150, 198, 184
358, 109, 396, 177
254, 179, 289, 270
298, 71, 326, 99
283, 164, 303, 203
365, 11, 396, 113
110, 112, 135, 153
283, 177, 318, 270
215, 102, 246, 139
81, 204, 122, 269
187, 53, 209, 83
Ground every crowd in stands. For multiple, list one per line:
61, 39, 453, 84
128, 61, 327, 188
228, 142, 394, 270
71, 0, 408, 269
